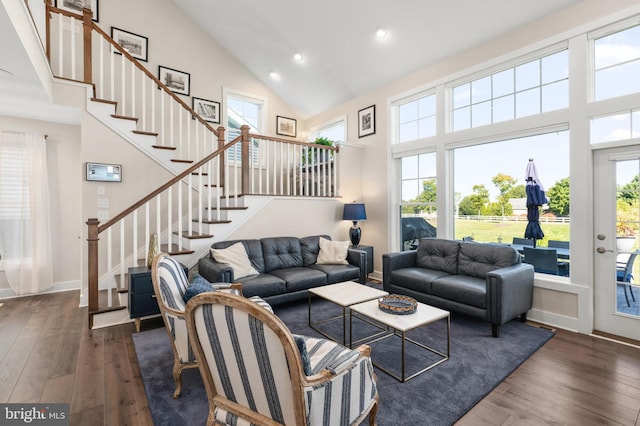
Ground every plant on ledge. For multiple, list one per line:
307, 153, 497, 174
303, 137, 334, 164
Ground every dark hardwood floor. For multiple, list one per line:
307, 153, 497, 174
1, 290, 639, 425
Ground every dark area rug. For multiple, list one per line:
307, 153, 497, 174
133, 297, 554, 426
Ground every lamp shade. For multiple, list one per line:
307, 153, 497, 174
343, 203, 367, 221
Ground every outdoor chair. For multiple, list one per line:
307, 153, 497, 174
151, 253, 268, 399
185, 291, 379, 426
616, 251, 638, 307
548, 240, 570, 249
523, 247, 567, 275
512, 237, 534, 247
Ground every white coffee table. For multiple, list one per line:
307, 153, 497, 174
349, 298, 450, 382
308, 281, 388, 346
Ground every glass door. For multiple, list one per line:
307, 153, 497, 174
593, 148, 640, 341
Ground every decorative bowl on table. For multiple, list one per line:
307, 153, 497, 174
378, 295, 417, 315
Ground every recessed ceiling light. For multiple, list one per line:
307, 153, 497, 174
376, 28, 387, 38
0, 68, 14, 78
269, 71, 279, 79
294, 52, 303, 62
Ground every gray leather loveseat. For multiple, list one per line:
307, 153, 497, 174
198, 235, 366, 306
383, 238, 534, 337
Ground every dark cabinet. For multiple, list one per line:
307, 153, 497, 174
129, 263, 186, 331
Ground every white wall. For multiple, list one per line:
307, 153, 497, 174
97, 0, 300, 137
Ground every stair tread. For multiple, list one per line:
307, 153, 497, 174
112, 114, 139, 122
175, 231, 214, 239
204, 206, 247, 210
133, 130, 159, 136
194, 219, 232, 224
171, 159, 194, 164
161, 243, 194, 255
91, 97, 118, 106
152, 145, 177, 151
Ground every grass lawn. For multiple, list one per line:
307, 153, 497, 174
454, 219, 570, 247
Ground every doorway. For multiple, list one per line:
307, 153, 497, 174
593, 148, 640, 341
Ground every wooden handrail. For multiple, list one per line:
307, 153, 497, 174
97, 129, 236, 234
248, 133, 338, 151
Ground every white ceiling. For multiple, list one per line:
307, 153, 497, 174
172, 0, 582, 119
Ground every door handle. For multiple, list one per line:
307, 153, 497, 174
596, 247, 614, 253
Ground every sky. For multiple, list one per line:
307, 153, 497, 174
454, 131, 569, 200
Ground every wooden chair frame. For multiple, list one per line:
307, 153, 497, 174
185, 291, 379, 426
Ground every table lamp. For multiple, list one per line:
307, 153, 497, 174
343, 203, 367, 246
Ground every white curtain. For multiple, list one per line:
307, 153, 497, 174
0, 132, 53, 295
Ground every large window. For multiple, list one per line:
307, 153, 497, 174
395, 92, 436, 143
452, 49, 568, 131
453, 131, 570, 275
594, 23, 640, 101
400, 152, 437, 250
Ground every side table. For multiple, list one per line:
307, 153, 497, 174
128, 263, 187, 332
351, 245, 373, 280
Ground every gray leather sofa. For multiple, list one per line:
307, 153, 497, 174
383, 238, 534, 337
197, 235, 366, 306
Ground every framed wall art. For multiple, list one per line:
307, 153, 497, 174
358, 105, 376, 138
276, 115, 297, 137
55, 0, 99, 21
158, 66, 190, 96
111, 27, 148, 62
192, 97, 221, 123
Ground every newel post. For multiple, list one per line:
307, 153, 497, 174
82, 7, 92, 84
240, 125, 250, 195
86, 218, 99, 328
217, 126, 225, 190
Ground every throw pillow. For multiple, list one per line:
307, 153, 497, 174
210, 242, 259, 280
316, 238, 349, 265
183, 273, 216, 302
294, 335, 312, 376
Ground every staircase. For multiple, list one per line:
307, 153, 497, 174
44, 4, 340, 328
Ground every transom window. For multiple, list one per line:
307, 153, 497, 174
395, 92, 436, 143
594, 23, 640, 101
451, 49, 568, 131
591, 110, 640, 144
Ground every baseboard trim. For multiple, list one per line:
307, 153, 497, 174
0, 280, 81, 300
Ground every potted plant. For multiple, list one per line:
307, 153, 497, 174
304, 137, 334, 164
616, 221, 637, 252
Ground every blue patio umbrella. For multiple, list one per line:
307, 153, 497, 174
524, 159, 548, 247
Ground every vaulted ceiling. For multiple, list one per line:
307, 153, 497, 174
172, 0, 582, 118
1, 1, 585, 121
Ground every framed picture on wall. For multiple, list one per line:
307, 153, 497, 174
276, 116, 297, 137
55, 0, 99, 21
111, 27, 148, 62
158, 66, 190, 96
192, 97, 221, 123
358, 105, 376, 138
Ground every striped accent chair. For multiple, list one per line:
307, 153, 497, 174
185, 291, 379, 426
151, 253, 269, 399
